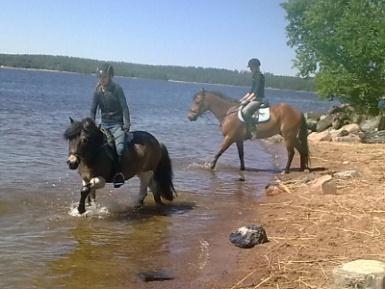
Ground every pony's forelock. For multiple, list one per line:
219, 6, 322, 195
64, 120, 83, 140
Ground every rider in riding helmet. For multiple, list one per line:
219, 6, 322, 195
240, 58, 265, 139
90, 63, 131, 188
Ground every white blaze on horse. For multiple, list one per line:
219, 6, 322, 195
187, 89, 310, 173
64, 117, 176, 214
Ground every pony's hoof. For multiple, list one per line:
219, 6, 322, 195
240, 166, 245, 171
210, 163, 216, 170
78, 205, 86, 214
133, 201, 144, 210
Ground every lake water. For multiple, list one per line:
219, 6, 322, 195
0, 68, 335, 289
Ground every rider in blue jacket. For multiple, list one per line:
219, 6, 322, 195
90, 63, 130, 187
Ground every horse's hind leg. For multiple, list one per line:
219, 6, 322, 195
236, 140, 245, 171
149, 178, 162, 205
283, 134, 296, 174
294, 141, 306, 171
136, 172, 153, 207
87, 189, 96, 206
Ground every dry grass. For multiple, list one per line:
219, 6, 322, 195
229, 142, 385, 289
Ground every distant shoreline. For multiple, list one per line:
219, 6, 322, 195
0, 54, 315, 92
1, 65, 316, 94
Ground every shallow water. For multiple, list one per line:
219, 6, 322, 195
0, 68, 336, 288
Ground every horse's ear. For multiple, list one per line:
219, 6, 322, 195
69, 117, 74, 124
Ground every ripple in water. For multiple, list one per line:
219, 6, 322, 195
68, 202, 111, 219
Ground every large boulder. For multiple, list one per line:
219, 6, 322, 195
333, 134, 362, 143
362, 130, 385, 144
360, 116, 382, 132
378, 116, 385, 131
330, 124, 362, 143
317, 115, 333, 132
333, 259, 385, 289
305, 112, 323, 132
308, 131, 332, 142
229, 224, 268, 248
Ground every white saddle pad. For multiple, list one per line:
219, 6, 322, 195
238, 106, 271, 123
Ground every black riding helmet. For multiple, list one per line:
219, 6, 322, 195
96, 63, 114, 78
248, 58, 261, 68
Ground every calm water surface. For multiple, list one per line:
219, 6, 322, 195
0, 68, 335, 289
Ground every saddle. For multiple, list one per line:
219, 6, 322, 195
100, 128, 134, 162
238, 102, 271, 124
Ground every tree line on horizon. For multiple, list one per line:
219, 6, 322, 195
0, 54, 315, 92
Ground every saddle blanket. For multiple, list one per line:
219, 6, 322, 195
238, 105, 271, 124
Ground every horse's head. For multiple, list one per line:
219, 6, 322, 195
63, 117, 102, 170
188, 88, 209, 121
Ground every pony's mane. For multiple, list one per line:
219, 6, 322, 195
63, 120, 83, 140
63, 117, 97, 140
194, 90, 239, 103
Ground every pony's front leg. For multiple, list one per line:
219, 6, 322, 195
210, 138, 233, 170
78, 178, 106, 214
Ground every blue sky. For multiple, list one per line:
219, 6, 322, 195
0, 0, 297, 75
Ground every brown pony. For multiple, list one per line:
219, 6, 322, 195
187, 89, 309, 173
64, 117, 175, 214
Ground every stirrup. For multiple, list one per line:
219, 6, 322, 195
113, 172, 125, 188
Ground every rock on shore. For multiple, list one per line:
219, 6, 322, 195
306, 104, 385, 144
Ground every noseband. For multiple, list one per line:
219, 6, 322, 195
189, 93, 206, 116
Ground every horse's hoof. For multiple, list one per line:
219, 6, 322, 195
240, 167, 245, 171
78, 206, 86, 214
133, 202, 144, 210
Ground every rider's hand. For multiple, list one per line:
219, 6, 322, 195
123, 124, 130, 132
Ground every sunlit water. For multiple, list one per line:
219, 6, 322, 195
0, 68, 336, 288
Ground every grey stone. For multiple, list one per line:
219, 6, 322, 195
229, 224, 268, 248
305, 111, 323, 121
362, 130, 385, 144
317, 114, 333, 132
307, 119, 318, 132
333, 259, 385, 289
334, 170, 360, 179
360, 116, 381, 132
378, 116, 385, 131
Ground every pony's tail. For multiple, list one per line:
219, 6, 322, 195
154, 144, 176, 201
296, 113, 310, 170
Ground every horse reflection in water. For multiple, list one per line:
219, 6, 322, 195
64, 117, 175, 214
188, 89, 310, 173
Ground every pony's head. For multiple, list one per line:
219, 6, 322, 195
63, 117, 103, 170
188, 88, 209, 121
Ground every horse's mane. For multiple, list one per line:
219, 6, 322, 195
64, 120, 83, 139
194, 90, 239, 103
63, 118, 97, 140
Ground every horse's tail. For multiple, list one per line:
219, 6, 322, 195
296, 113, 310, 169
153, 144, 176, 201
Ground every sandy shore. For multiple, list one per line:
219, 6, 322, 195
225, 141, 385, 289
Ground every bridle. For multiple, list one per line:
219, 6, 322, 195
189, 93, 206, 118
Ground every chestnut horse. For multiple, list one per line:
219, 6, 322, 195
64, 118, 175, 214
187, 90, 309, 173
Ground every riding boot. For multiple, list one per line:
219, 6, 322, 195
247, 120, 257, 139
112, 155, 125, 188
